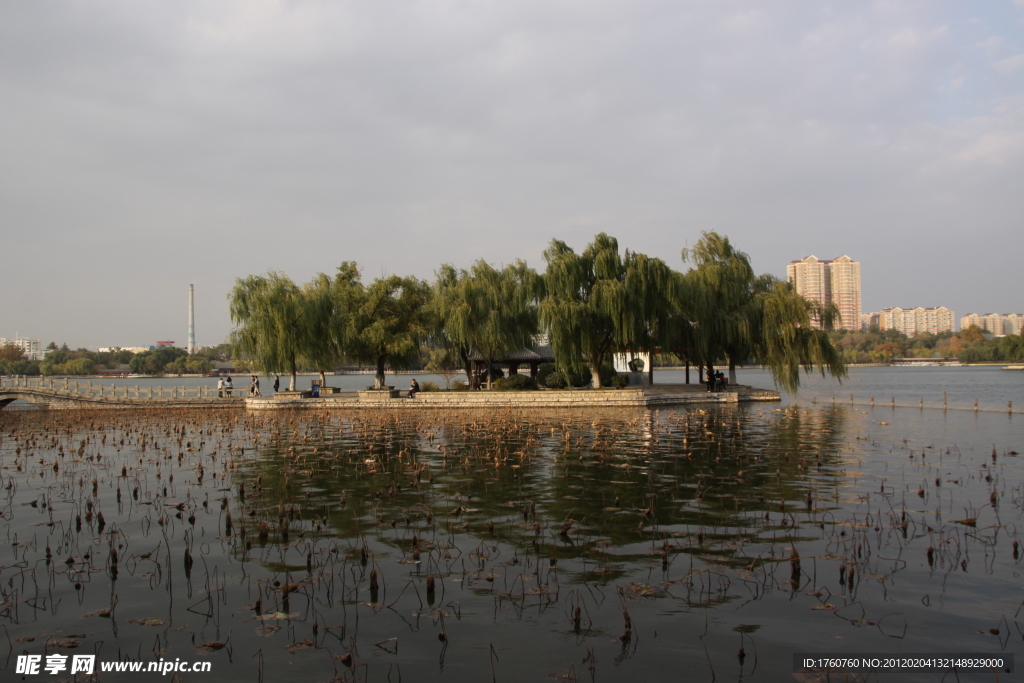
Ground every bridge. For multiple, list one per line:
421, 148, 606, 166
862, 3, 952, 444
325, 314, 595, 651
0, 376, 243, 410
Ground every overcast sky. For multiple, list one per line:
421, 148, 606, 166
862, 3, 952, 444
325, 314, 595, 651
3, 0, 1022, 349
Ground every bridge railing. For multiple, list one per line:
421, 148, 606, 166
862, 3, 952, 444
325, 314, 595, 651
0, 376, 236, 401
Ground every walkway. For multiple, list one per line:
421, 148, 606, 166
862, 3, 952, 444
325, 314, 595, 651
0, 376, 243, 410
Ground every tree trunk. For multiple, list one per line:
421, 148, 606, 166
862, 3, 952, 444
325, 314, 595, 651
459, 349, 473, 389
685, 356, 690, 384
728, 355, 737, 385
374, 355, 387, 389
319, 370, 327, 388
486, 356, 494, 389
590, 344, 609, 388
289, 357, 297, 392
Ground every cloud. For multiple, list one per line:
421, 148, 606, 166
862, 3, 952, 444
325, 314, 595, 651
1, 0, 1022, 346
995, 52, 1024, 74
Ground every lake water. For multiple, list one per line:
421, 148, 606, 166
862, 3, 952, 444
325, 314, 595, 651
1, 384, 1021, 681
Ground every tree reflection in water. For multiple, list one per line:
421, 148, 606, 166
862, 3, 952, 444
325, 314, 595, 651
0, 404, 1015, 682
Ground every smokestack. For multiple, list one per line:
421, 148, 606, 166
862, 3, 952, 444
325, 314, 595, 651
188, 284, 195, 355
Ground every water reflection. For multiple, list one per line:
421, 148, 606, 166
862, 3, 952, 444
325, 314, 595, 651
0, 405, 1018, 681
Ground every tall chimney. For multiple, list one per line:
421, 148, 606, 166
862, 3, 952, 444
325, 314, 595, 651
188, 284, 195, 355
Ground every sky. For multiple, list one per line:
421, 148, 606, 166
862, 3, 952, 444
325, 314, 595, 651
2, 0, 1022, 349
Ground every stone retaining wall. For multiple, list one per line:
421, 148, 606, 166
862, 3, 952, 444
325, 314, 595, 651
245, 387, 755, 410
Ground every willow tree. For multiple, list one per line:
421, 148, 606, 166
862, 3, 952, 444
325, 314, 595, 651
681, 232, 775, 384
429, 264, 477, 387
302, 262, 363, 389
431, 260, 540, 389
681, 231, 846, 391
347, 274, 431, 389
228, 271, 305, 390
750, 280, 846, 393
540, 233, 676, 388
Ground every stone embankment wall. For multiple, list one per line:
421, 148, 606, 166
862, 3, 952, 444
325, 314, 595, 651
1, 382, 779, 411
244, 386, 780, 411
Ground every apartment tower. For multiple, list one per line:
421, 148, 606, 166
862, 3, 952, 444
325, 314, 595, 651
786, 255, 862, 330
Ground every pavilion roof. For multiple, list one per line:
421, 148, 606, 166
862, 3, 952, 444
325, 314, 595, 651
468, 345, 556, 363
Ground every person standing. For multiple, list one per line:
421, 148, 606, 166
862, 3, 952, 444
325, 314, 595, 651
251, 375, 261, 397
706, 368, 715, 392
217, 376, 225, 398
273, 376, 280, 393
224, 376, 233, 397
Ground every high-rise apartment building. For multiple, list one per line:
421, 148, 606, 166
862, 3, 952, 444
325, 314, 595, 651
879, 307, 955, 336
786, 255, 862, 330
960, 313, 1024, 336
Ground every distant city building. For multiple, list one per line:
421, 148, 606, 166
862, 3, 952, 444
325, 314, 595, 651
99, 347, 152, 354
879, 307, 955, 336
0, 337, 44, 361
786, 255, 862, 330
960, 313, 1024, 336
155, 341, 176, 348
860, 312, 880, 331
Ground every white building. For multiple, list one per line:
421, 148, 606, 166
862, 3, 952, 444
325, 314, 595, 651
960, 313, 1024, 336
879, 307, 955, 336
0, 338, 44, 361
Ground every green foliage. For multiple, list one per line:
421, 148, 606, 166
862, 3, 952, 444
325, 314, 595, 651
827, 326, 1022, 364
535, 362, 557, 386
540, 233, 677, 388
751, 281, 846, 394
421, 381, 440, 392
450, 380, 469, 391
229, 271, 305, 389
0, 359, 39, 375
347, 274, 431, 389
129, 347, 188, 376
957, 332, 1024, 363
41, 358, 95, 376
492, 374, 538, 391
544, 371, 568, 389
679, 232, 846, 393
302, 263, 364, 386
430, 260, 541, 389
611, 374, 630, 388
165, 356, 214, 375
228, 262, 399, 390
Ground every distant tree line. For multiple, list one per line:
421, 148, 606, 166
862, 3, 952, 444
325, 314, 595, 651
0, 341, 236, 377
229, 232, 846, 393
829, 325, 1024, 364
